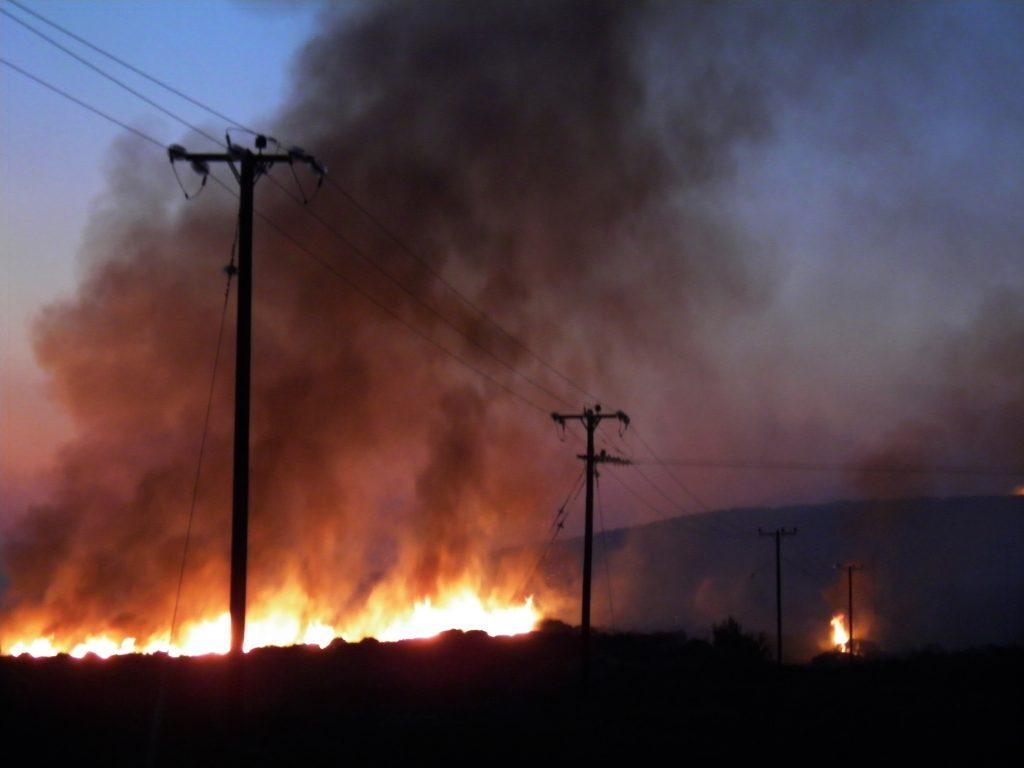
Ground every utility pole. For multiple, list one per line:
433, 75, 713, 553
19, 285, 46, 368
169, 135, 323, 655
551, 405, 629, 686
758, 527, 797, 664
836, 562, 864, 654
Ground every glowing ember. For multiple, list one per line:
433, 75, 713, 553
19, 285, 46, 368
4, 590, 540, 658
830, 613, 850, 653
1013, 484, 1024, 497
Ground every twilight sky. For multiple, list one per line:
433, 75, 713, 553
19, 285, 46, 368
2, 1, 320, 508
2, 0, 1023, 530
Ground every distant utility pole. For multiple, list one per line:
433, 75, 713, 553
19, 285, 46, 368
552, 405, 629, 685
168, 135, 324, 656
836, 562, 864, 654
758, 527, 797, 664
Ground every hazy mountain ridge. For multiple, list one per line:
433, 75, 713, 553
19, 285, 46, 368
538, 495, 1024, 659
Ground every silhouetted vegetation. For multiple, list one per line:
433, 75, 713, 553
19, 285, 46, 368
711, 617, 771, 663
3, 626, 1020, 763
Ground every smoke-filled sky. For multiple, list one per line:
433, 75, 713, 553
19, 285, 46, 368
1, 1, 1022, 644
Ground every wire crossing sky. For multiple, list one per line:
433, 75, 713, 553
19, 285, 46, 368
0, 0, 1022, 669
3, 0, 1023, 528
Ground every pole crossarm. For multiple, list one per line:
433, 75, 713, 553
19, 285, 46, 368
551, 405, 630, 430
168, 132, 324, 190
576, 449, 631, 465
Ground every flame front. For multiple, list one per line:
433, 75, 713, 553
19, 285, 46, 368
830, 613, 850, 653
5, 588, 540, 659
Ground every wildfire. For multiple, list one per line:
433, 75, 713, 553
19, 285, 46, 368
830, 613, 850, 653
4, 589, 540, 659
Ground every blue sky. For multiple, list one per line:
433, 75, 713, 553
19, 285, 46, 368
2, 1, 1023, 518
1, 0, 322, 491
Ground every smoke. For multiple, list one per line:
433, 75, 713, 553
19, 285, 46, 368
851, 290, 1024, 498
3, 1, 1023, 645
0, 0, 772, 643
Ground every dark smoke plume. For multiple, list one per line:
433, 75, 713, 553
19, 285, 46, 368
1, 0, 770, 643
3, 1, 1022, 646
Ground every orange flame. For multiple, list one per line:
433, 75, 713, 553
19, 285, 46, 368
830, 613, 850, 653
4, 587, 540, 658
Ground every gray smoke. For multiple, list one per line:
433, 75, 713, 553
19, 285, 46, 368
2, 1, 1021, 647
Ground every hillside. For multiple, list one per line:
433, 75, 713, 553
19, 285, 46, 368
534, 495, 1024, 659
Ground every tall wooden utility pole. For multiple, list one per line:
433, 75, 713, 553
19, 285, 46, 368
837, 562, 864, 654
758, 527, 797, 664
168, 135, 323, 655
551, 405, 629, 685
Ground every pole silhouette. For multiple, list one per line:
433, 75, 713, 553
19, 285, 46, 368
837, 562, 864, 654
552, 405, 629, 686
168, 135, 323, 655
758, 526, 797, 664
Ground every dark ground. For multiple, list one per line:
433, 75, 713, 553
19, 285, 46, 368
3, 624, 1021, 764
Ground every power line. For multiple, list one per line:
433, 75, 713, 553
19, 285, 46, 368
6, 1, 581, 412
17, 6, 1010, 539
320, 173, 602, 403
260, 171, 577, 409
593, 420, 751, 541
627, 426, 752, 539
4, 0, 595, 409
511, 468, 585, 603
602, 466, 745, 543
601, 426, 749, 541
169, 219, 237, 647
631, 458, 1024, 477
203, 173, 558, 419
5, 3, 778, 532
0, 57, 165, 150
0, 7, 223, 148
2, 45, 616, 562
148, 212, 237, 767
6, 0, 250, 131
2, 56, 562, 428
629, 463, 746, 541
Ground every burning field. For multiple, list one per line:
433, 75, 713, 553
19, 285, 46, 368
3, 0, 1024, 666
7, 589, 539, 659
0, 0, 771, 658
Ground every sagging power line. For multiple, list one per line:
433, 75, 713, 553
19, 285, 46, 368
1, 3, 796, 571
634, 458, 1024, 478
0, 56, 563, 426
2, 0, 592, 414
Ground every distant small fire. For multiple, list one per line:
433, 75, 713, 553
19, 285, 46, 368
5, 590, 540, 659
830, 613, 850, 653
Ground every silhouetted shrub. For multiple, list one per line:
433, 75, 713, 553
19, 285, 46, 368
711, 617, 771, 663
